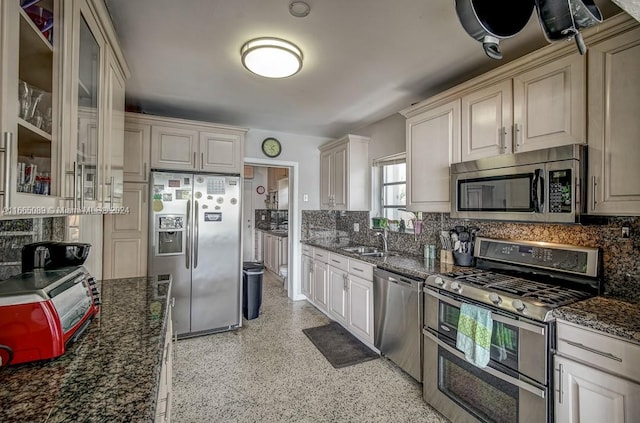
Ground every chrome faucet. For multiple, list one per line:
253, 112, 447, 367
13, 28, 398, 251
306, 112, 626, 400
376, 229, 388, 253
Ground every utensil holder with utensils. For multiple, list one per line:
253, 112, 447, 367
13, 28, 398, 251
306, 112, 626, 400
440, 250, 454, 265
453, 250, 474, 267
440, 226, 478, 267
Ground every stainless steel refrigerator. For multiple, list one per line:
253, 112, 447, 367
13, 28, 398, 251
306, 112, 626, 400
148, 171, 241, 337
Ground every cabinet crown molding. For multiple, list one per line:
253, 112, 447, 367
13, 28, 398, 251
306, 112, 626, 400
319, 134, 370, 152
125, 112, 249, 134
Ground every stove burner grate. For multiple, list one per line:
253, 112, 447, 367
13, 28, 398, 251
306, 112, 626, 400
523, 286, 592, 306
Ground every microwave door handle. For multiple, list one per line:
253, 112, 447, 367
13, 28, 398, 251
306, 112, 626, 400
532, 169, 544, 213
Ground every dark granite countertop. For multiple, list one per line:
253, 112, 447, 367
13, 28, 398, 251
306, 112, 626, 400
0, 275, 172, 422
302, 239, 464, 279
257, 228, 289, 237
553, 296, 640, 345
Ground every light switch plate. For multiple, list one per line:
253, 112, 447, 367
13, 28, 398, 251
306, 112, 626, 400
303, 194, 309, 202
354, 223, 359, 232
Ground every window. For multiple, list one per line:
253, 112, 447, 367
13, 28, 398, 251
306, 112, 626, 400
373, 153, 414, 230
382, 162, 406, 221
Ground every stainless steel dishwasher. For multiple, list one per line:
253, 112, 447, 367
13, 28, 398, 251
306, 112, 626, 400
373, 268, 424, 382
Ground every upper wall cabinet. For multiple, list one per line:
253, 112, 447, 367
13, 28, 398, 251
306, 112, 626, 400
461, 52, 585, 162
150, 125, 198, 171
587, 26, 640, 216
0, 0, 61, 214
59, 0, 130, 213
137, 114, 246, 174
319, 134, 370, 211
123, 119, 150, 182
404, 99, 460, 212
102, 48, 126, 208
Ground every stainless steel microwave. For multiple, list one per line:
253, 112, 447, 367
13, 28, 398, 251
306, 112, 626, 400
450, 145, 586, 223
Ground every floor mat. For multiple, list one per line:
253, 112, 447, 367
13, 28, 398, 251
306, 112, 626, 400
302, 321, 379, 369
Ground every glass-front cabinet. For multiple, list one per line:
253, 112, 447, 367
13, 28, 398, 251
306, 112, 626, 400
0, 0, 61, 215
1, 0, 128, 217
62, 0, 104, 210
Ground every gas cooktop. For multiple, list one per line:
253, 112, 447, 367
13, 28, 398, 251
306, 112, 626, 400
427, 238, 602, 322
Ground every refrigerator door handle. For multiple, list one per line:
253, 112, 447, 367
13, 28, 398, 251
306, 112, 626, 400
186, 199, 191, 269
194, 200, 199, 268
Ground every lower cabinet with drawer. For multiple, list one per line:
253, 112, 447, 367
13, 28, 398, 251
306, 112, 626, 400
327, 252, 375, 347
301, 245, 375, 348
554, 320, 640, 423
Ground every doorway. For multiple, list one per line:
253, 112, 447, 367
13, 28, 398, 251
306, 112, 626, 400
243, 161, 296, 298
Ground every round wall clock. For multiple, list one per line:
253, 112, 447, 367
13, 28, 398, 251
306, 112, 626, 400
261, 137, 282, 158
256, 185, 265, 194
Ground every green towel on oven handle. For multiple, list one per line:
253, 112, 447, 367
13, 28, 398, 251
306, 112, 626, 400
456, 302, 493, 368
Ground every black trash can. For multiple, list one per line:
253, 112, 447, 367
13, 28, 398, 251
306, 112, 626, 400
242, 261, 264, 320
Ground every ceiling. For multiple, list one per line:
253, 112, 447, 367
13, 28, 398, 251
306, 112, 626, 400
104, 0, 622, 139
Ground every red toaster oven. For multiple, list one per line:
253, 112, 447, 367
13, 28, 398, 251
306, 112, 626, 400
0, 266, 100, 366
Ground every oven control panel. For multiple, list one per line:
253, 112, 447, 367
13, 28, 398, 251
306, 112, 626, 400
475, 237, 599, 277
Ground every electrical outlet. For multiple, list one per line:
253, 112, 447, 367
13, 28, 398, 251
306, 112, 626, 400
261, 215, 265, 221
622, 225, 631, 238
303, 194, 309, 202
354, 223, 359, 232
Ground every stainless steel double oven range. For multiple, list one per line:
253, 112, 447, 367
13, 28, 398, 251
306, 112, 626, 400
423, 237, 601, 423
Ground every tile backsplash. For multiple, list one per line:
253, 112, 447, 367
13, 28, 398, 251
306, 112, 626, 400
301, 210, 640, 301
0, 217, 66, 280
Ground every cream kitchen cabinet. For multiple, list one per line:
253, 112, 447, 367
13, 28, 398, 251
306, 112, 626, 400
328, 254, 349, 325
102, 182, 148, 279
555, 319, 640, 423
123, 120, 151, 182
0, 0, 128, 216
325, 250, 375, 346
150, 125, 198, 172
262, 232, 288, 274
301, 245, 313, 300
146, 115, 246, 174
587, 26, 640, 216
311, 249, 329, 312
199, 130, 242, 174
461, 53, 585, 162
347, 272, 374, 345
402, 99, 461, 212
101, 48, 126, 208
319, 134, 370, 211
61, 0, 130, 212
0, 0, 61, 214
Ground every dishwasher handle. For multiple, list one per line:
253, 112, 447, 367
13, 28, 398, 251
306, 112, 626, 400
374, 268, 423, 289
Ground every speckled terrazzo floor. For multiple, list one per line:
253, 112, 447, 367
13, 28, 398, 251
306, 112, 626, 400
172, 271, 449, 422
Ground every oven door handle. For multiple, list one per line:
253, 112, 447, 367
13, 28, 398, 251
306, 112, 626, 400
424, 288, 546, 336
423, 328, 546, 399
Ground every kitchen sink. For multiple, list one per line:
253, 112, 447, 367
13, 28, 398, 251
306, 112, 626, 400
341, 246, 399, 257
360, 251, 399, 257
341, 246, 379, 254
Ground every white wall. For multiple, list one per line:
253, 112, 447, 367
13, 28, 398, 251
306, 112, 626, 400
244, 129, 330, 210
352, 112, 406, 161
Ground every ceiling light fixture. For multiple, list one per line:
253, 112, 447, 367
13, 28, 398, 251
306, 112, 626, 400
289, 1, 311, 18
240, 37, 303, 78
